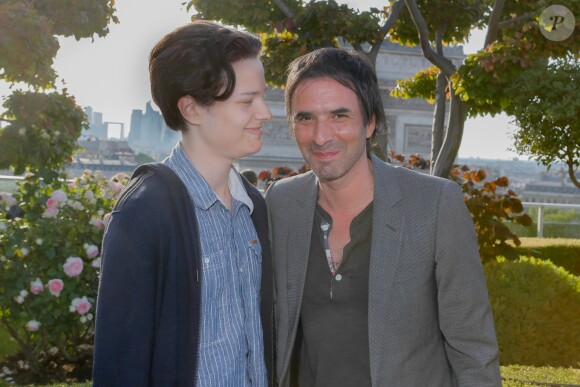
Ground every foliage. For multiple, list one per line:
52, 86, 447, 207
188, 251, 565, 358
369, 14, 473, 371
258, 164, 310, 190
0, 0, 117, 88
484, 257, 580, 367
509, 57, 580, 188
0, 0, 117, 176
391, 66, 439, 104
135, 152, 155, 165
389, 0, 489, 46
512, 237, 580, 276
0, 91, 86, 178
0, 170, 128, 384
501, 365, 580, 386
389, 151, 532, 262
449, 165, 533, 262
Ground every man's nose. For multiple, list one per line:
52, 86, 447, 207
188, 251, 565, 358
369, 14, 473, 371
312, 119, 333, 145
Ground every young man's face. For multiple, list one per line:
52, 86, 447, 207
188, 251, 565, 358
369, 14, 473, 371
290, 77, 375, 183
194, 57, 272, 161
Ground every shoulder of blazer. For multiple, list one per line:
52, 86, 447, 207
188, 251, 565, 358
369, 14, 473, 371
266, 171, 317, 203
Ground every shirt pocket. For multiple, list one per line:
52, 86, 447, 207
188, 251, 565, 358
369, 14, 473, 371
248, 241, 263, 291
200, 250, 230, 346
201, 250, 226, 303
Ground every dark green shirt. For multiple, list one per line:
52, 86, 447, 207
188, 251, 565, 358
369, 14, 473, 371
298, 202, 373, 387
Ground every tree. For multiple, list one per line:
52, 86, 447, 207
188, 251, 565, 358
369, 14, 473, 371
509, 57, 580, 189
187, 0, 579, 177
0, 0, 118, 179
393, 0, 579, 176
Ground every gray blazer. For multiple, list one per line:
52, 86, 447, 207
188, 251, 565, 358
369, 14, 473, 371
265, 155, 501, 387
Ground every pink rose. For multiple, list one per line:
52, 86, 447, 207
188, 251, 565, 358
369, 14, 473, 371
30, 278, 44, 295
46, 198, 57, 208
50, 189, 67, 205
42, 207, 59, 218
89, 217, 104, 229
26, 320, 41, 331
48, 279, 64, 296
63, 257, 84, 277
85, 244, 99, 259
71, 297, 92, 315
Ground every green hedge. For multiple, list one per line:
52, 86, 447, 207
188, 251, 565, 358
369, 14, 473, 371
485, 257, 580, 367
512, 237, 580, 275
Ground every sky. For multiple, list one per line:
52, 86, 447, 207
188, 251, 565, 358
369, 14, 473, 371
7, 0, 520, 160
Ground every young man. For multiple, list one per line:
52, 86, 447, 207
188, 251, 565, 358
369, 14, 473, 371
266, 48, 501, 386
93, 21, 274, 386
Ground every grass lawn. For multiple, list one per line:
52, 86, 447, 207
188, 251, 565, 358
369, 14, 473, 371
501, 365, 580, 386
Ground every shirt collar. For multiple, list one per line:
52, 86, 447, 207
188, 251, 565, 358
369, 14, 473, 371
166, 142, 253, 213
229, 168, 254, 214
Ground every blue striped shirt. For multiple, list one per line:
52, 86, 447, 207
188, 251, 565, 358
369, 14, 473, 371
164, 143, 267, 387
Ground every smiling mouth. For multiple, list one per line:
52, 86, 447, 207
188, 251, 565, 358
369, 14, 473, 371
245, 127, 263, 136
312, 150, 339, 160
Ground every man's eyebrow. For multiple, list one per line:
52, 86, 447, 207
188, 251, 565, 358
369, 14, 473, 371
293, 111, 312, 120
330, 107, 351, 115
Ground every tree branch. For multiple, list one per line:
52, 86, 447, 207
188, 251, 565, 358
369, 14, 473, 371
433, 87, 467, 178
272, 0, 296, 18
404, 0, 456, 77
368, 0, 405, 64
484, 0, 506, 48
498, 11, 535, 30
566, 153, 580, 189
430, 27, 447, 171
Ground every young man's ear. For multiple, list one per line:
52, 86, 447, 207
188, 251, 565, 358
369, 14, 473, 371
177, 95, 202, 127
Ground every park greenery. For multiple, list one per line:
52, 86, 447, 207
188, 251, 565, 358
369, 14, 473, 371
0, 0, 119, 383
189, 0, 580, 178
0, 0, 578, 384
0, 0, 117, 179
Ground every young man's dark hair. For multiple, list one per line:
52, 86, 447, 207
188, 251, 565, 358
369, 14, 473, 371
284, 47, 387, 148
149, 20, 262, 131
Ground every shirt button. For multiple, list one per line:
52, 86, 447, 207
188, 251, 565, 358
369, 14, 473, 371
335, 274, 342, 281
239, 268, 243, 272
204, 258, 210, 264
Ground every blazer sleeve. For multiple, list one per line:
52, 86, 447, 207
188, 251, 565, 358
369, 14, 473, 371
434, 181, 502, 386
92, 184, 162, 386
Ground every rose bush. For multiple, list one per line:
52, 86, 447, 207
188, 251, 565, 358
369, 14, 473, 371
0, 169, 128, 383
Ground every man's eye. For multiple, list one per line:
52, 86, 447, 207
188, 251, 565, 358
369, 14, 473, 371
335, 113, 347, 119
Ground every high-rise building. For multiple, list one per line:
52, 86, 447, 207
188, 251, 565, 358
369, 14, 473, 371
128, 101, 179, 160
83, 107, 108, 140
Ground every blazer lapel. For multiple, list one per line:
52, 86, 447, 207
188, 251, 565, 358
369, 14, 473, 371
282, 172, 318, 373
368, 156, 405, 385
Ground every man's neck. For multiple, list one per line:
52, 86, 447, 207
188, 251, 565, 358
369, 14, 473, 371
180, 136, 232, 208
318, 157, 374, 216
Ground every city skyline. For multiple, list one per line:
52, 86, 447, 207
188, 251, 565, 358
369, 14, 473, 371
3, 0, 521, 160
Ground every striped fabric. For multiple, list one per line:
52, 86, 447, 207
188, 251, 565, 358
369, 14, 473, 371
164, 143, 267, 387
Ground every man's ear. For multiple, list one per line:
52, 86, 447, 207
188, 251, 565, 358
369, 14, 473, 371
366, 115, 376, 139
177, 95, 202, 126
